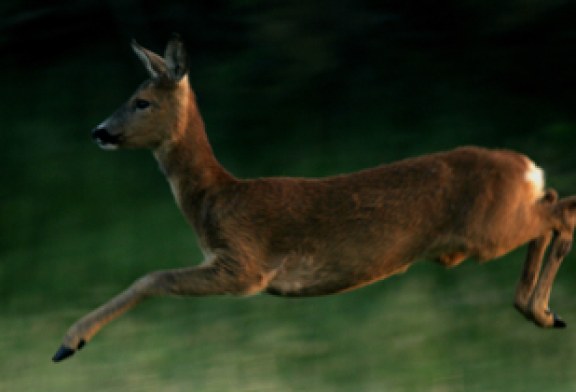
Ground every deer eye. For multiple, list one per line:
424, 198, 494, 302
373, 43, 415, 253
134, 99, 150, 110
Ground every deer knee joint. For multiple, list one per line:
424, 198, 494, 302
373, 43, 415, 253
134, 270, 177, 296
555, 239, 572, 259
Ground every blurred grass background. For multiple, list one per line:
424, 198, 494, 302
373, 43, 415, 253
3, 1, 576, 391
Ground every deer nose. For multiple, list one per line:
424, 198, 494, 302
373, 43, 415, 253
92, 127, 110, 141
92, 127, 122, 149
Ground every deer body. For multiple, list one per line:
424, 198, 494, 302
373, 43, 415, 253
178, 148, 549, 298
53, 36, 576, 362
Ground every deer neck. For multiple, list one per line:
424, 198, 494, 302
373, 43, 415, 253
153, 92, 234, 215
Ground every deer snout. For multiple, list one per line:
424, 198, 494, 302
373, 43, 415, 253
92, 127, 122, 150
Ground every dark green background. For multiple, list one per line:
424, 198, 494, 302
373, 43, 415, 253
2, 1, 576, 390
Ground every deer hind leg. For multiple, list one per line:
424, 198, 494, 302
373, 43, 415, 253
522, 195, 576, 328
52, 258, 272, 362
514, 232, 553, 318
527, 231, 572, 328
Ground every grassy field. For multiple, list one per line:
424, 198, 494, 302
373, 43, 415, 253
2, 48, 576, 391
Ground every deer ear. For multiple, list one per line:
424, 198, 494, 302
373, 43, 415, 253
131, 40, 169, 79
163, 34, 188, 81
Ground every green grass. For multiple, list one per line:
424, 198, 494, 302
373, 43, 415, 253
3, 52, 576, 391
3, 260, 576, 391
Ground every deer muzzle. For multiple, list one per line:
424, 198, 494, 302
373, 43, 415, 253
92, 127, 123, 150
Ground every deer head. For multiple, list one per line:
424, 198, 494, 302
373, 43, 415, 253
92, 35, 189, 150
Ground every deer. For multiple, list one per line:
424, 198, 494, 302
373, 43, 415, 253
52, 35, 576, 362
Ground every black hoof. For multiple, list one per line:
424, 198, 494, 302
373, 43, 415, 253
553, 314, 567, 329
52, 339, 86, 362
52, 345, 76, 362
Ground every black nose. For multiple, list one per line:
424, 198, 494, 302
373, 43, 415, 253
92, 127, 121, 145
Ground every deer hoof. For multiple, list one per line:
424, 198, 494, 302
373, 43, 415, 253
52, 345, 76, 362
52, 339, 86, 362
553, 314, 567, 329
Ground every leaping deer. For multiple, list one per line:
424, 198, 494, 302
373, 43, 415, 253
53, 35, 576, 362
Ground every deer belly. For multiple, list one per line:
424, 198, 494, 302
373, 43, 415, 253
265, 253, 408, 297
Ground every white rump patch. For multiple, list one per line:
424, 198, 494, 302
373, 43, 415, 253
524, 160, 545, 199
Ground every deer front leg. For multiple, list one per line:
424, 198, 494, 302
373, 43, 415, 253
528, 232, 572, 328
514, 232, 553, 318
52, 258, 272, 362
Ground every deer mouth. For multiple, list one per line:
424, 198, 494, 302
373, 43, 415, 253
92, 128, 123, 150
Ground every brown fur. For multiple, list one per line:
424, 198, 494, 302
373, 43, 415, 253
52, 36, 576, 362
